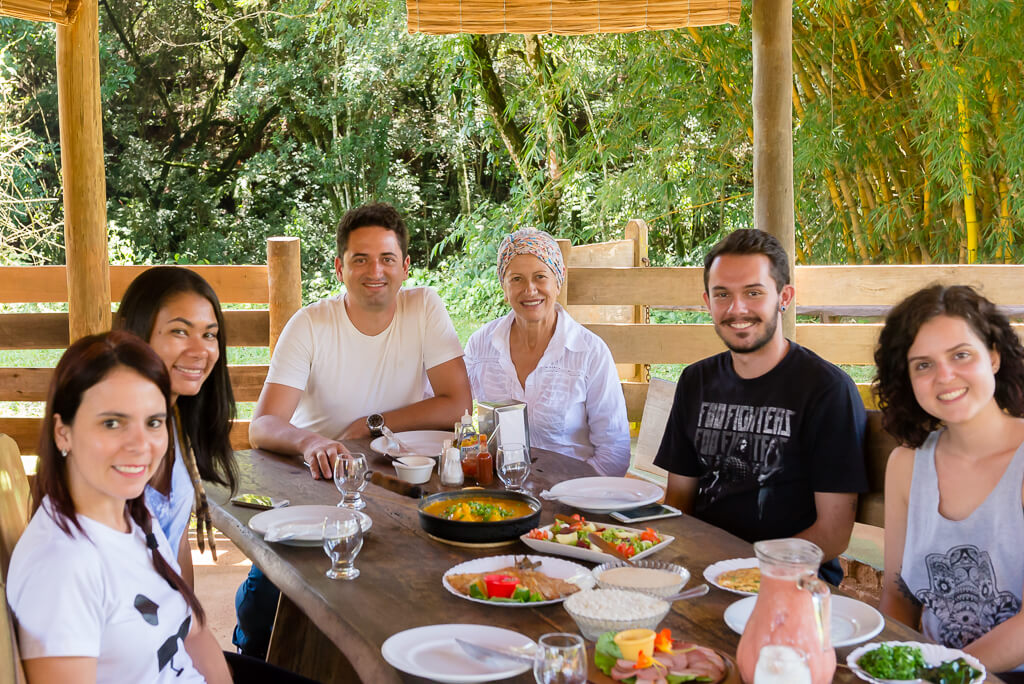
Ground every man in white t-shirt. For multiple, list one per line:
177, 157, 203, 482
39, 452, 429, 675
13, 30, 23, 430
249, 203, 472, 480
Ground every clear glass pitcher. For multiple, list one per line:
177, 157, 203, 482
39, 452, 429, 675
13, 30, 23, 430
735, 538, 835, 684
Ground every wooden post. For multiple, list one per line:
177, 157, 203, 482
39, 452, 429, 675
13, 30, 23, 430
57, 0, 110, 341
555, 239, 572, 308
624, 219, 649, 383
752, 0, 796, 338
267, 237, 302, 354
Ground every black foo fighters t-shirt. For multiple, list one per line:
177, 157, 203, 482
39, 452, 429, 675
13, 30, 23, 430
653, 341, 868, 544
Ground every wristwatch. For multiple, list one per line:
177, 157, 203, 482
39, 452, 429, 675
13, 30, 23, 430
366, 413, 385, 438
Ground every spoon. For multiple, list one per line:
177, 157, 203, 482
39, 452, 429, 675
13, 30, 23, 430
662, 583, 710, 602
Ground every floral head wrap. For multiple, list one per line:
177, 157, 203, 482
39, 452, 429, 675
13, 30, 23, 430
496, 228, 565, 289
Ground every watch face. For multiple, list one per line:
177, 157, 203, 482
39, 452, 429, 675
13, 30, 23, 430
367, 414, 384, 434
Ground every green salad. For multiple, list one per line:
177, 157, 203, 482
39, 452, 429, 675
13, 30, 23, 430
858, 644, 981, 684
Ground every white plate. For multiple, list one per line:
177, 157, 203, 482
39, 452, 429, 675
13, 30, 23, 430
543, 476, 663, 513
846, 641, 985, 684
520, 523, 674, 564
370, 430, 454, 459
442, 554, 594, 607
704, 557, 760, 596
724, 594, 885, 648
381, 624, 535, 683
248, 505, 372, 546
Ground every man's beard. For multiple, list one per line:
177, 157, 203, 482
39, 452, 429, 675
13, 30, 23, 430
715, 314, 778, 355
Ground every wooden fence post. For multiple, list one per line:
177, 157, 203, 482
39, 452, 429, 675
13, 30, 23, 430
57, 0, 110, 341
624, 219, 649, 383
556, 239, 572, 308
267, 237, 302, 354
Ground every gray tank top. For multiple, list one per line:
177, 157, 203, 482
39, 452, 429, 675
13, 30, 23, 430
901, 430, 1024, 658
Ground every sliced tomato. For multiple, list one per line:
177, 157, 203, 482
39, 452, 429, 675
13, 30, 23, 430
640, 527, 660, 543
527, 528, 550, 540
483, 574, 519, 598
616, 541, 637, 558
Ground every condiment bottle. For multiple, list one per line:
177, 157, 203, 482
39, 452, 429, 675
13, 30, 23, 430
475, 434, 493, 486
439, 439, 464, 486
458, 410, 479, 481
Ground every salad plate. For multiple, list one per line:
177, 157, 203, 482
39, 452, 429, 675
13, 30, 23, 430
248, 505, 371, 546
724, 595, 884, 648
442, 554, 593, 607
703, 557, 760, 596
369, 430, 453, 458
381, 624, 535, 683
541, 476, 663, 513
846, 641, 985, 684
520, 523, 673, 563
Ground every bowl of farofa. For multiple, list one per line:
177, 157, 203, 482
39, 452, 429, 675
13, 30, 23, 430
591, 560, 690, 598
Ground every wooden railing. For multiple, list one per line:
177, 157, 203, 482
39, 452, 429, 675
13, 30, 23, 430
0, 237, 301, 454
565, 260, 1024, 421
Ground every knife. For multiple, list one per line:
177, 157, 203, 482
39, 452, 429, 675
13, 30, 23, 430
588, 532, 636, 565
455, 638, 535, 666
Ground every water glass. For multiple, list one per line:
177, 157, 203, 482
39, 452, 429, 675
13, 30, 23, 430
322, 516, 363, 580
533, 632, 586, 684
496, 443, 529, 491
334, 452, 369, 510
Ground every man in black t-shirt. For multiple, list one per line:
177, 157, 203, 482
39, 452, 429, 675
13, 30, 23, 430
654, 230, 867, 583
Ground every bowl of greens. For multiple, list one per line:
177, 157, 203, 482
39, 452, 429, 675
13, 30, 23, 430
847, 641, 985, 684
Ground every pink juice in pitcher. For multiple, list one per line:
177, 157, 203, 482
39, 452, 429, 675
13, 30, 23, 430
735, 538, 835, 684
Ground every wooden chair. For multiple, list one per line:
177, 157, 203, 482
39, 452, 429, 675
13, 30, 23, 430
0, 433, 30, 684
856, 410, 898, 529
630, 377, 674, 482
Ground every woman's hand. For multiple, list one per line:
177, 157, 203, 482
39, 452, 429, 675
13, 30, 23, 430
184, 618, 232, 684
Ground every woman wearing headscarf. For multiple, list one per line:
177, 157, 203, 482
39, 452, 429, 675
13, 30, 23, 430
465, 228, 631, 476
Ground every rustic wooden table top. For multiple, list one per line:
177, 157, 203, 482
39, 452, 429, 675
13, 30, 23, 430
206, 444, 1003, 684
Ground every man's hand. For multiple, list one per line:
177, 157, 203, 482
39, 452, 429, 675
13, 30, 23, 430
301, 437, 349, 479
339, 417, 372, 441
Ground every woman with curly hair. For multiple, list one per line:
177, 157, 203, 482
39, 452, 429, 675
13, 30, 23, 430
116, 266, 238, 587
874, 284, 1024, 674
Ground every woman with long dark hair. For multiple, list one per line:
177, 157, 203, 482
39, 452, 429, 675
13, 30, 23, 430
115, 266, 238, 585
7, 331, 231, 683
875, 285, 1024, 674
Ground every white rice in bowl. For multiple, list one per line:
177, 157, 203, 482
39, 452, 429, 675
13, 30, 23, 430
563, 588, 671, 640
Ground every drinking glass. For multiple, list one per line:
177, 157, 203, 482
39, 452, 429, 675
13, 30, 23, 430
322, 515, 363, 580
496, 443, 529, 491
533, 632, 586, 684
334, 452, 369, 510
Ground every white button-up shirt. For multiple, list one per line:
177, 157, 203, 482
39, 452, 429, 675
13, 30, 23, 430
465, 306, 631, 476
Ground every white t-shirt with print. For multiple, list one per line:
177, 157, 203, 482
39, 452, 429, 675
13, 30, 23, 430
8, 498, 205, 684
266, 286, 464, 439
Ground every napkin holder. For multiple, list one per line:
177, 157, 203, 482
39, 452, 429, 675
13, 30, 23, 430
477, 400, 530, 456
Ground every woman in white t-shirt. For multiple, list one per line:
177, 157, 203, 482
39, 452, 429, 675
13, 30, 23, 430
7, 330, 231, 684
464, 228, 631, 476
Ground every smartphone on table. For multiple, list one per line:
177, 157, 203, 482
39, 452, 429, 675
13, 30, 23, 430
610, 503, 682, 524
230, 493, 289, 510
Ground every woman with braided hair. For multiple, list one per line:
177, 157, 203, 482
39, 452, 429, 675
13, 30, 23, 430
7, 332, 315, 683
115, 266, 238, 588
7, 331, 231, 683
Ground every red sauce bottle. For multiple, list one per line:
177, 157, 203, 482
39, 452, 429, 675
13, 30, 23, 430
475, 435, 493, 486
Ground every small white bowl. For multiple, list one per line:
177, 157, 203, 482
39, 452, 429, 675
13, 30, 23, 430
393, 456, 434, 485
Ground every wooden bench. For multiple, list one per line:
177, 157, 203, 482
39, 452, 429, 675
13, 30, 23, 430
1, 433, 30, 684
0, 237, 302, 455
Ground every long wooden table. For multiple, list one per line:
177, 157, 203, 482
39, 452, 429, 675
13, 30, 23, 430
207, 444, 1004, 683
